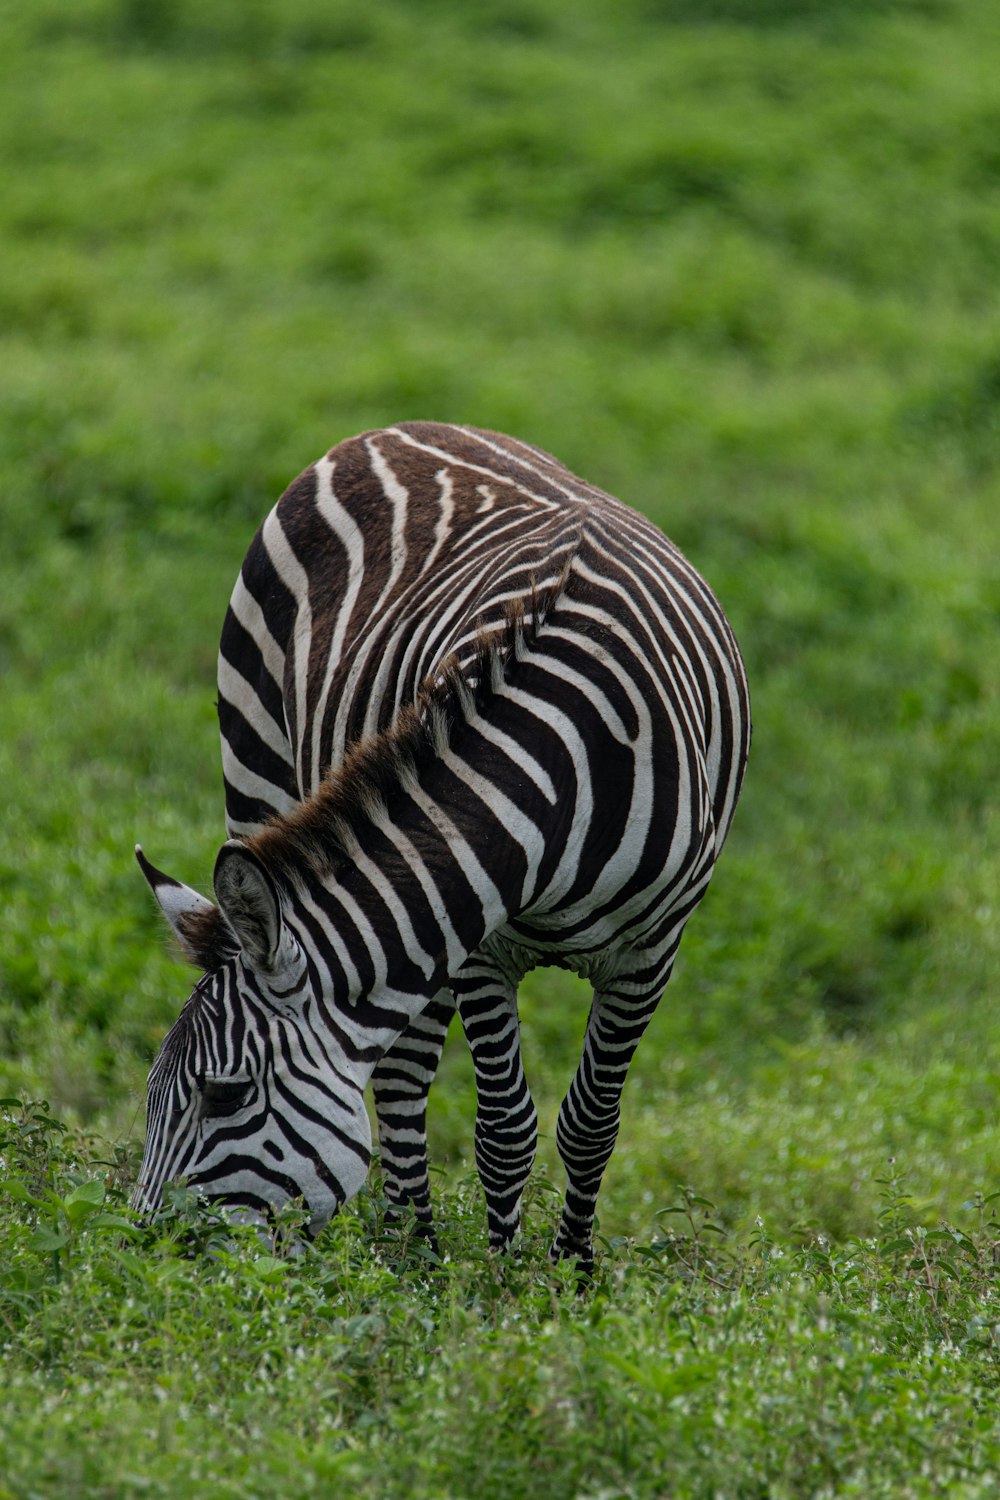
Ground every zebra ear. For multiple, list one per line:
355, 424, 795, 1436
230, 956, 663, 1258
135, 845, 237, 970
213, 841, 292, 975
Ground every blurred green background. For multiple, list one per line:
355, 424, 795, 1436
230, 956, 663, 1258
2, 0, 999, 1241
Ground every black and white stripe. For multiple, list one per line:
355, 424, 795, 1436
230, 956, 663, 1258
133, 422, 749, 1269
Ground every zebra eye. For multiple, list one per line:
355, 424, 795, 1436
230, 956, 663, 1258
201, 1078, 253, 1118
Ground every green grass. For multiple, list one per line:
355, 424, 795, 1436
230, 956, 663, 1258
3, 1103, 1000, 1498
3, 0, 1000, 1492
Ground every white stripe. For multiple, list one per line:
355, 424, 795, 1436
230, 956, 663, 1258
260, 507, 312, 792
366, 440, 409, 586
388, 426, 566, 512
376, 823, 467, 973
310, 455, 367, 783
220, 748, 298, 819
471, 718, 557, 804
421, 468, 454, 576
217, 657, 296, 766
227, 575, 286, 690
439, 744, 546, 908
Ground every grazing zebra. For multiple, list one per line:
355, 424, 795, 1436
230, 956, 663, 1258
132, 422, 750, 1271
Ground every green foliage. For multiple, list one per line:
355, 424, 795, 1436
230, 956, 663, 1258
3, 1104, 1000, 1497
3, 0, 1000, 1490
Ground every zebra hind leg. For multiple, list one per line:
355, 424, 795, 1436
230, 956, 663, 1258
453, 957, 538, 1256
552, 981, 664, 1277
370, 993, 455, 1252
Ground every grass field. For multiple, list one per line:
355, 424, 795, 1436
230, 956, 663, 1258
2, 0, 1000, 1493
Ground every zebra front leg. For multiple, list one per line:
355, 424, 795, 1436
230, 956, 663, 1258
371, 993, 454, 1248
454, 958, 537, 1255
552, 983, 663, 1275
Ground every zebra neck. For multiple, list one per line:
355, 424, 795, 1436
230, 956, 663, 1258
285, 783, 525, 1074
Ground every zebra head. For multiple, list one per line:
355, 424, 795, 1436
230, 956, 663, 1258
131, 843, 372, 1233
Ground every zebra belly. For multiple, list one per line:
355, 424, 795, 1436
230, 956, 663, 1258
482, 827, 716, 990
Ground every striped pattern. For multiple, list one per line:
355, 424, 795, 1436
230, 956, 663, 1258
133, 422, 750, 1269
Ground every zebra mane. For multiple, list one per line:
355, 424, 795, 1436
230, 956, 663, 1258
245, 575, 566, 886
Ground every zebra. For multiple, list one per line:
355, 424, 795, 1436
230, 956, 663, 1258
132, 421, 750, 1271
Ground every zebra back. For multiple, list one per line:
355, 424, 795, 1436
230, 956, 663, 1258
218, 422, 747, 849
